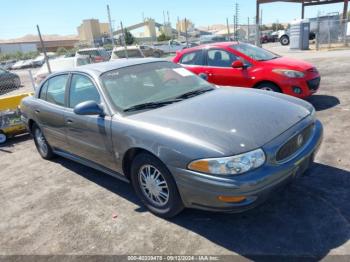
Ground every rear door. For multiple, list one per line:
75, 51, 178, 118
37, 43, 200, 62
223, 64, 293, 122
64, 73, 116, 170
204, 48, 253, 87
34, 74, 70, 151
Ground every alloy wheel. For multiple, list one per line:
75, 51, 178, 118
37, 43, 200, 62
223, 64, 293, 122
35, 128, 48, 156
138, 164, 169, 207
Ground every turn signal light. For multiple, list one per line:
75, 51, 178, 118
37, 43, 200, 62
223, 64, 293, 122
217, 196, 246, 203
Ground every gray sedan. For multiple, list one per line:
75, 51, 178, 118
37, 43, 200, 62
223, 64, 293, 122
21, 58, 323, 217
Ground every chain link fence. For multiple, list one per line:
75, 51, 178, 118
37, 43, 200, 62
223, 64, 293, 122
0, 69, 35, 97
311, 15, 349, 50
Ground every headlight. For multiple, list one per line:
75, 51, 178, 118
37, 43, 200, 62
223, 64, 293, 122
188, 149, 266, 175
273, 69, 305, 78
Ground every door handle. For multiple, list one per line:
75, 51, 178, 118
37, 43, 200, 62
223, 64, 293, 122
66, 119, 73, 124
34, 109, 40, 114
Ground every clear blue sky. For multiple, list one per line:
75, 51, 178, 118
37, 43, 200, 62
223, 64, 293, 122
0, 0, 347, 39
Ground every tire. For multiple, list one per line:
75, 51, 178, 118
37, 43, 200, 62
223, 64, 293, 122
32, 123, 54, 159
0, 131, 7, 144
153, 51, 161, 58
130, 153, 184, 218
280, 35, 290, 46
256, 82, 281, 93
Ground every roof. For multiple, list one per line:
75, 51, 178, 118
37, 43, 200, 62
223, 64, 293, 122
178, 41, 240, 53
74, 58, 167, 76
257, 0, 346, 5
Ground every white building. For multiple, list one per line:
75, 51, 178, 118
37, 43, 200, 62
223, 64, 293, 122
0, 43, 37, 54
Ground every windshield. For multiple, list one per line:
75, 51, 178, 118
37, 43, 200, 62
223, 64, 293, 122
232, 43, 279, 61
100, 62, 213, 112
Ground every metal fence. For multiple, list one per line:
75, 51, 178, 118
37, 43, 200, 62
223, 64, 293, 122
312, 16, 349, 50
0, 69, 35, 97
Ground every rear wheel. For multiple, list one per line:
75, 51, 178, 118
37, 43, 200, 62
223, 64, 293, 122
256, 82, 281, 93
33, 123, 54, 159
0, 131, 7, 144
131, 153, 184, 218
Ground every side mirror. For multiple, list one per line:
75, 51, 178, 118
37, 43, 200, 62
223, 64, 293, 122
74, 101, 105, 116
232, 60, 245, 69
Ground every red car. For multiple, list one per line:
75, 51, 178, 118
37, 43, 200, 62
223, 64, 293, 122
173, 42, 320, 99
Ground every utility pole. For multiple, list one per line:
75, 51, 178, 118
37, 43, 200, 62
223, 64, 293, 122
247, 17, 250, 42
177, 16, 181, 39
120, 21, 128, 58
36, 25, 51, 74
233, 2, 240, 41
226, 18, 231, 39
185, 18, 189, 48
107, 5, 115, 46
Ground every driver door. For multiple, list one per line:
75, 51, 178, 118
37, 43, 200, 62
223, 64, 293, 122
64, 73, 116, 170
205, 49, 253, 87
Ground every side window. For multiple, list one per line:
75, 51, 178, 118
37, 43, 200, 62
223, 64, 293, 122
180, 51, 204, 65
69, 74, 101, 108
207, 49, 237, 67
39, 81, 49, 100
46, 75, 68, 106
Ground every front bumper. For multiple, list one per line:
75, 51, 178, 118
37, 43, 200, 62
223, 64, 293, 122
169, 118, 323, 212
280, 75, 321, 99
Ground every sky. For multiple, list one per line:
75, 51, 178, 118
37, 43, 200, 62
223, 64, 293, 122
0, 0, 347, 39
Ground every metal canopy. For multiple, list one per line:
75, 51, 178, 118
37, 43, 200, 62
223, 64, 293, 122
256, 0, 349, 20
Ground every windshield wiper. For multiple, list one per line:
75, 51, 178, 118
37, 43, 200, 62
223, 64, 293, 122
174, 88, 214, 100
123, 99, 181, 112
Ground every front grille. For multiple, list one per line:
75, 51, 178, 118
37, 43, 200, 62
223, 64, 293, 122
276, 124, 314, 162
307, 77, 320, 91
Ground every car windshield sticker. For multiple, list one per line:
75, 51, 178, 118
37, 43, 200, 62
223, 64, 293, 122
173, 68, 193, 77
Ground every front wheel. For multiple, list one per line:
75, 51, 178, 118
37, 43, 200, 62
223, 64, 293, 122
131, 153, 184, 218
280, 35, 290, 46
33, 123, 54, 159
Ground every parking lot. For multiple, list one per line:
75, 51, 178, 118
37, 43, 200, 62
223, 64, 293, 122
1, 47, 350, 259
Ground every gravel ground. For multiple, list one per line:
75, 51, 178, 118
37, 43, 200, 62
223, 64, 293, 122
1, 48, 350, 260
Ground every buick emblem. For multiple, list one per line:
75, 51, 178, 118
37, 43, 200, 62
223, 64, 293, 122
297, 134, 304, 147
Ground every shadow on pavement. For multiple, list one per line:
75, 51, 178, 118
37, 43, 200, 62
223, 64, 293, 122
57, 158, 350, 260
307, 95, 340, 111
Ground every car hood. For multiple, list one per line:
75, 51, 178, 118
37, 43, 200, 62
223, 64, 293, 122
261, 57, 314, 71
127, 88, 311, 156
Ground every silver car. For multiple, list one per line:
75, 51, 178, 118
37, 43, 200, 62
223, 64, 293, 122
21, 58, 323, 217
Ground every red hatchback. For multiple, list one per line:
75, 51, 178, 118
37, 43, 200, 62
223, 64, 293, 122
173, 42, 320, 99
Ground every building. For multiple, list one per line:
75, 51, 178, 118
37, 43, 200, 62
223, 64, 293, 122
0, 43, 37, 54
77, 19, 111, 46
176, 19, 195, 33
0, 35, 79, 54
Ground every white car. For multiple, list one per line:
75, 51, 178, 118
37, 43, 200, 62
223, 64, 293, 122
11, 60, 26, 70
153, 40, 185, 54
76, 48, 110, 62
34, 56, 91, 85
110, 46, 145, 60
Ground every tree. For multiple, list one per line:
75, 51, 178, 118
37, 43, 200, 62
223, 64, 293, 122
56, 47, 68, 56
124, 29, 135, 45
157, 32, 171, 42
271, 23, 285, 31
